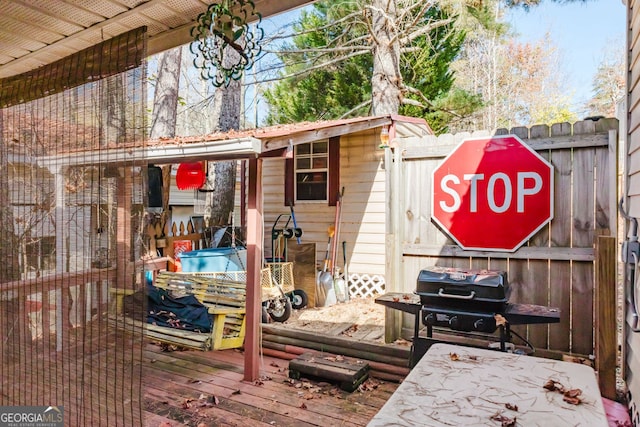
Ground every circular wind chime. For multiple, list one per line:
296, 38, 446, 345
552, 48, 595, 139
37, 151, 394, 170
190, 0, 264, 88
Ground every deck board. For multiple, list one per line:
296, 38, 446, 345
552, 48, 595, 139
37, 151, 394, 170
142, 343, 399, 426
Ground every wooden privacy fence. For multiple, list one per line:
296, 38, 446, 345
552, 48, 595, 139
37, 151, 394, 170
386, 119, 618, 362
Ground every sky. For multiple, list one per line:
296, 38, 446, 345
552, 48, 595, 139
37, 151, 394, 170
505, 0, 626, 114
247, 0, 627, 125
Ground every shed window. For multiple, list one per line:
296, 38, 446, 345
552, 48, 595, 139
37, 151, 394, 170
285, 136, 340, 206
295, 141, 328, 201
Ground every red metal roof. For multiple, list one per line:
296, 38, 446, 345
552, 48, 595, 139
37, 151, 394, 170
147, 115, 431, 148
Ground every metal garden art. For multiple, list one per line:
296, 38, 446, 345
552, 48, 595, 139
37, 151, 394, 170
190, 0, 264, 87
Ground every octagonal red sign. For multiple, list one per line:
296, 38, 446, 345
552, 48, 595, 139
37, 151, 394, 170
431, 135, 554, 252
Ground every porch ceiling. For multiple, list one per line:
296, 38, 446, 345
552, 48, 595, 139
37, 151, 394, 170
0, 0, 314, 79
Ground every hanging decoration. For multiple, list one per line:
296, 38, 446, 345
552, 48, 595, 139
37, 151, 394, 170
190, 0, 264, 87
176, 162, 207, 190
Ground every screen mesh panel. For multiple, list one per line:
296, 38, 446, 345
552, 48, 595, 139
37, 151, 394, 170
0, 27, 147, 426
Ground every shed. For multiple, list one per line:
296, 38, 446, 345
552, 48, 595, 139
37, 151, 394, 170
151, 115, 433, 305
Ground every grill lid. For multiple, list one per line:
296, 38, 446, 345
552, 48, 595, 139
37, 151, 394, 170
416, 267, 510, 309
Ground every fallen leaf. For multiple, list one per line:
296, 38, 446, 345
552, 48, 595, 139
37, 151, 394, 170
254, 380, 264, 386
232, 390, 241, 395
490, 412, 516, 427
302, 393, 315, 400
505, 403, 518, 411
564, 388, 582, 398
402, 294, 411, 300
449, 352, 459, 361
563, 395, 582, 405
300, 402, 307, 409
270, 361, 280, 368
392, 297, 400, 302
494, 314, 508, 327
543, 379, 562, 392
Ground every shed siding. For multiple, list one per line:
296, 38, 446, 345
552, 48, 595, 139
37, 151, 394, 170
626, 0, 640, 423
262, 130, 387, 276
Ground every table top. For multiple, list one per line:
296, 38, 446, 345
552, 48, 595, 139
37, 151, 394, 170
368, 343, 607, 427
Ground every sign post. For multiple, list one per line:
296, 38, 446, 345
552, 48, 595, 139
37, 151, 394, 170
431, 135, 554, 252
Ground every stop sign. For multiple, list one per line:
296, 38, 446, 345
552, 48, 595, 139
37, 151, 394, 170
431, 135, 554, 252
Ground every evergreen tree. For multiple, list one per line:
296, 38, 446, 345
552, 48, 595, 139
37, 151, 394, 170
263, 1, 480, 133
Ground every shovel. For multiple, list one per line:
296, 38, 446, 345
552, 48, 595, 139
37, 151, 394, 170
317, 225, 335, 306
316, 226, 333, 306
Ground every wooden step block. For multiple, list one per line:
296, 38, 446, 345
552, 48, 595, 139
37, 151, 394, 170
288, 352, 370, 392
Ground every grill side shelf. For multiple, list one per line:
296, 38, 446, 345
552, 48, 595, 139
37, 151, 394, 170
374, 293, 422, 315
503, 303, 561, 325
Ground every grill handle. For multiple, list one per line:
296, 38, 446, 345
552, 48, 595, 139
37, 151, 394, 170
438, 288, 476, 300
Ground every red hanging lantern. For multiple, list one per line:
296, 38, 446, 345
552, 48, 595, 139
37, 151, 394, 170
176, 162, 206, 190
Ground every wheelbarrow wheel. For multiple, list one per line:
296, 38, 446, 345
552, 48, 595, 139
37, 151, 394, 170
268, 297, 292, 322
289, 289, 308, 310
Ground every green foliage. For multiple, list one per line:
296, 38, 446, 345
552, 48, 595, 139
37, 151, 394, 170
263, 0, 478, 132
530, 102, 578, 126
420, 88, 484, 134
264, 2, 373, 123
399, 6, 481, 133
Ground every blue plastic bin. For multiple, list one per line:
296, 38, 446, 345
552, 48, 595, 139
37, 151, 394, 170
178, 247, 247, 273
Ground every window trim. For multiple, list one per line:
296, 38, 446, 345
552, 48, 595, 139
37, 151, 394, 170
285, 136, 340, 206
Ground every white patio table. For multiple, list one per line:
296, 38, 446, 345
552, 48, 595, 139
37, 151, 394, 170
368, 342, 607, 426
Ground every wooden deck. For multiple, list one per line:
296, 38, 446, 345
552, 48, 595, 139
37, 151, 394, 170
142, 343, 400, 427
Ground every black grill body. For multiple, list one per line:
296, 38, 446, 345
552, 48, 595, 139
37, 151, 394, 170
422, 307, 498, 333
416, 267, 509, 312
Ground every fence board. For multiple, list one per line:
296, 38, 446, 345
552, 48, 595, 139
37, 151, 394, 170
396, 121, 617, 357
549, 147, 573, 351
526, 127, 552, 348
572, 123, 597, 355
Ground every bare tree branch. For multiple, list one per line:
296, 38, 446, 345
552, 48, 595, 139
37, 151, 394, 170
339, 98, 372, 118
262, 43, 371, 55
252, 49, 371, 85
403, 84, 462, 118
401, 17, 455, 45
390, 0, 437, 46
266, 9, 365, 42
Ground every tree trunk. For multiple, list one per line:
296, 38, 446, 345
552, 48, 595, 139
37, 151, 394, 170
0, 110, 20, 281
205, 45, 242, 226
150, 47, 182, 218
0, 109, 25, 363
101, 74, 127, 145
370, 0, 402, 115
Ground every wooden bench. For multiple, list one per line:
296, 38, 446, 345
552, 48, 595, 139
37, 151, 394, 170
115, 271, 247, 351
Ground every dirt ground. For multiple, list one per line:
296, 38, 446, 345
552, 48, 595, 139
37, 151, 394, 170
278, 296, 390, 343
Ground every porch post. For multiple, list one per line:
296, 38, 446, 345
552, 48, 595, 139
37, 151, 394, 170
384, 142, 403, 342
244, 157, 263, 381
54, 165, 66, 351
116, 168, 134, 300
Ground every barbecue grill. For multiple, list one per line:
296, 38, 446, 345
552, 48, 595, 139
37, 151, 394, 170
417, 267, 509, 334
374, 266, 561, 366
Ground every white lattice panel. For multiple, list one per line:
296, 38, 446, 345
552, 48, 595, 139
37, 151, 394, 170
347, 273, 386, 298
